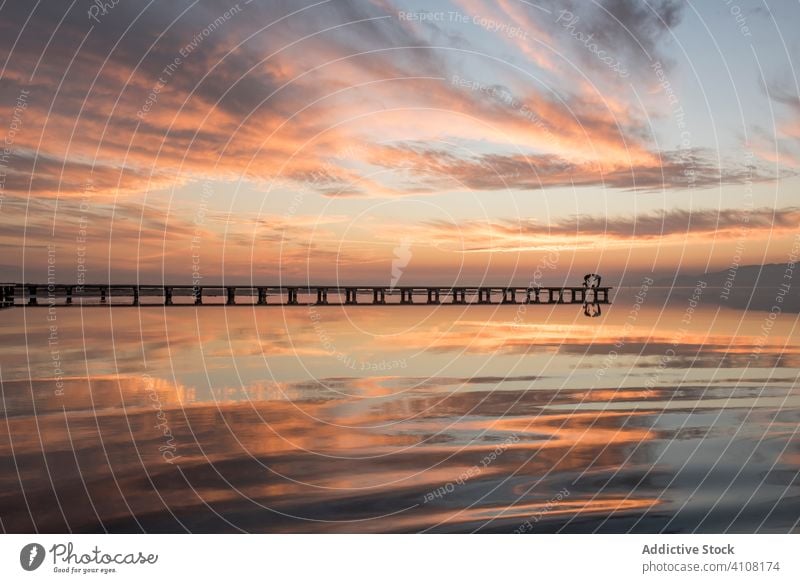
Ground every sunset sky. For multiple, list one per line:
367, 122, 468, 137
1, 0, 798, 285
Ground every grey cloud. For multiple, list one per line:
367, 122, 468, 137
371, 144, 778, 192
550, 0, 684, 74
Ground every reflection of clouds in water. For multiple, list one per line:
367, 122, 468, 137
1, 369, 798, 532
0, 378, 660, 532
1, 303, 798, 532
4, 303, 797, 386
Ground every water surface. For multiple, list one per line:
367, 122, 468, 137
1, 289, 798, 532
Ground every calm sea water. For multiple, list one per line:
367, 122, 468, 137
1, 288, 798, 532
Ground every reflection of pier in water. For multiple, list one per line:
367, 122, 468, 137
0, 274, 609, 316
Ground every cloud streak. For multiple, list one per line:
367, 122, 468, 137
422, 206, 800, 252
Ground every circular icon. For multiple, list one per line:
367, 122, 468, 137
19, 543, 46, 571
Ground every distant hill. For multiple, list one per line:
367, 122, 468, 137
654, 263, 799, 312
656, 263, 793, 288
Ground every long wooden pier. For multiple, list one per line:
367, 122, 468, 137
0, 275, 610, 309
